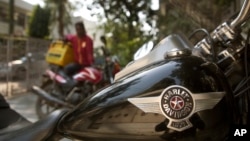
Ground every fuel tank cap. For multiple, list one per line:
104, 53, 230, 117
164, 48, 191, 59
162, 33, 192, 59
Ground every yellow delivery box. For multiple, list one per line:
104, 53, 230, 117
46, 40, 74, 66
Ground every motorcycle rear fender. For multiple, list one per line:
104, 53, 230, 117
73, 67, 103, 84
44, 69, 67, 83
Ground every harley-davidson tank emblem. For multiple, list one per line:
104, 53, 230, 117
161, 86, 194, 120
127, 85, 225, 131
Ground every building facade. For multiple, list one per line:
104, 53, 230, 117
0, 0, 32, 36
0, 0, 104, 47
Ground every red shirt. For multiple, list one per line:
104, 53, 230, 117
66, 34, 94, 66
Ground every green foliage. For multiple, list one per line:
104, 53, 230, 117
45, 0, 75, 38
214, 0, 234, 7
156, 10, 198, 41
28, 5, 50, 38
28, 0, 75, 39
156, 0, 237, 44
91, 0, 156, 66
90, 0, 238, 66
100, 19, 153, 66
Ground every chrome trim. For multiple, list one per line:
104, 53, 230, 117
230, 0, 250, 29
128, 85, 225, 132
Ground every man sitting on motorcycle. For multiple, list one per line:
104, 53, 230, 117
63, 21, 94, 76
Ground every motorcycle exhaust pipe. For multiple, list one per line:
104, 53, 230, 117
31, 85, 74, 108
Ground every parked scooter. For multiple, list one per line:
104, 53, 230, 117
1, 0, 250, 140
34, 40, 121, 119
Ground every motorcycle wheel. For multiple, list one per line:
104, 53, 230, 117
35, 79, 62, 119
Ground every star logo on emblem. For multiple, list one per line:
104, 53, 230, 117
170, 96, 184, 110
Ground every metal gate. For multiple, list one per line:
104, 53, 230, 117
0, 36, 51, 98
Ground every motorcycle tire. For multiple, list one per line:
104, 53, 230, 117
35, 78, 62, 119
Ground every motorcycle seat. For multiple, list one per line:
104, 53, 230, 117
0, 108, 31, 134
0, 108, 69, 141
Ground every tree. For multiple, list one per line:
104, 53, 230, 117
156, 0, 237, 42
9, 0, 14, 35
101, 20, 151, 65
45, 0, 75, 38
90, 0, 157, 65
28, 5, 50, 38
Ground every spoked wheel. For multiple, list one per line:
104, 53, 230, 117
35, 79, 63, 119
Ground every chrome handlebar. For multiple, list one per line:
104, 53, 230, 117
193, 0, 250, 58
230, 0, 250, 29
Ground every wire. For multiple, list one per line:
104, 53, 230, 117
244, 29, 250, 116
234, 83, 250, 97
188, 28, 209, 40
234, 77, 249, 93
233, 29, 250, 118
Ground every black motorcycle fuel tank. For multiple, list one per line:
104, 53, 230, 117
57, 34, 233, 141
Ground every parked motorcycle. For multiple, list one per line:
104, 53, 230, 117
2, 0, 250, 140
34, 40, 121, 119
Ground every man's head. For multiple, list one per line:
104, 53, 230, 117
75, 21, 86, 37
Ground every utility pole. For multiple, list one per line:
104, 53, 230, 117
7, 0, 15, 97
9, 0, 14, 35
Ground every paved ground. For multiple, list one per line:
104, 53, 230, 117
6, 92, 38, 122
6, 92, 73, 141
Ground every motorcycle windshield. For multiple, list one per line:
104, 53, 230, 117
133, 40, 154, 60
114, 34, 193, 81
